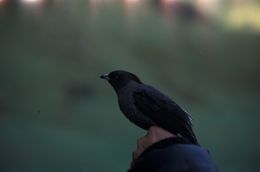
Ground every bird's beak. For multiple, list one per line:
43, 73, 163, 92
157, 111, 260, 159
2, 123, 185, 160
100, 74, 110, 80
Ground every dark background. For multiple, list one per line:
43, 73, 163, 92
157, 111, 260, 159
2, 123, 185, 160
0, 0, 260, 171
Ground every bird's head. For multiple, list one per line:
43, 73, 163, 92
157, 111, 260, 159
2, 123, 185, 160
100, 70, 142, 93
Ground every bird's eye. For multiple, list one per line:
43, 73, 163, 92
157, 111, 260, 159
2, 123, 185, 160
115, 75, 119, 79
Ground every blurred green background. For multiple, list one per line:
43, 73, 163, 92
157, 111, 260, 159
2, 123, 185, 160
0, 0, 260, 171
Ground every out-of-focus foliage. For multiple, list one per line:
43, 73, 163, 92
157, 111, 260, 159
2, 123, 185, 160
0, 0, 260, 172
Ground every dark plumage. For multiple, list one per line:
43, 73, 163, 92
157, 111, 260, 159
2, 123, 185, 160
100, 70, 198, 145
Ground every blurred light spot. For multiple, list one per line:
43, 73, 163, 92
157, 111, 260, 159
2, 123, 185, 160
125, 0, 140, 8
21, 0, 44, 4
226, 3, 260, 31
0, 0, 5, 4
195, 0, 219, 15
125, 0, 139, 4
160, 0, 180, 16
160, 0, 180, 11
89, 0, 102, 19
124, 0, 141, 17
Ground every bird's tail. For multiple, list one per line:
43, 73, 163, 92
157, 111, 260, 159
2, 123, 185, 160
181, 125, 199, 145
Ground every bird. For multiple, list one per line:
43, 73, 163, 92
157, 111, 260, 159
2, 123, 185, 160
100, 70, 198, 145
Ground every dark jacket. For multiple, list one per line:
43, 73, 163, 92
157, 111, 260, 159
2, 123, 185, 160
128, 137, 218, 172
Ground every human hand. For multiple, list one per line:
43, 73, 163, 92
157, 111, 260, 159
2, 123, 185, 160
132, 126, 176, 161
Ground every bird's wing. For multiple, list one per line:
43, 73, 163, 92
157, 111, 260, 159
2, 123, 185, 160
133, 86, 198, 145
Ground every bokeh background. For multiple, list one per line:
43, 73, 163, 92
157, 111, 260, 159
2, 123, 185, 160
0, 0, 260, 171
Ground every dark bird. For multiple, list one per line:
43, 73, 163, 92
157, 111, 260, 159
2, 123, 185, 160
100, 70, 198, 145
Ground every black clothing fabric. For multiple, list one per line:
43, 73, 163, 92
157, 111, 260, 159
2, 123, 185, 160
128, 137, 218, 172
